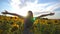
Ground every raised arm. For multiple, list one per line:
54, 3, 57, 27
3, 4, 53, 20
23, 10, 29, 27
36, 12, 55, 19
2, 10, 24, 19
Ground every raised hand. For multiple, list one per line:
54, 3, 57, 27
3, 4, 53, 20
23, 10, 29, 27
36, 12, 55, 19
49, 12, 55, 15
1, 10, 24, 18
2, 10, 9, 14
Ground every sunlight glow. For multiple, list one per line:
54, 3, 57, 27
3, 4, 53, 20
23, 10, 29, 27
8, 0, 60, 18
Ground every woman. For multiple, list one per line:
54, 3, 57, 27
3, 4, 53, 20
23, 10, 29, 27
2, 10, 54, 34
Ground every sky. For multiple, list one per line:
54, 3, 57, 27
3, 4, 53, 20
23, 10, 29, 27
0, 0, 60, 19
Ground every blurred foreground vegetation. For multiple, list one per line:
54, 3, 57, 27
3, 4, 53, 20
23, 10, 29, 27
0, 15, 60, 34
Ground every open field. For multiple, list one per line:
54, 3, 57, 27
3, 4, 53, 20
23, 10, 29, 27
0, 15, 60, 34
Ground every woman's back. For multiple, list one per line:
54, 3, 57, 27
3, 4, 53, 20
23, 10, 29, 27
24, 11, 34, 29
24, 17, 34, 28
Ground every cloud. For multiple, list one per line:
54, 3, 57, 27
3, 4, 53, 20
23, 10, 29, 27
45, 3, 60, 11
9, 0, 60, 18
9, 0, 50, 16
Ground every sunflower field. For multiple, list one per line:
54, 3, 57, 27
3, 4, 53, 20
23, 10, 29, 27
0, 15, 60, 34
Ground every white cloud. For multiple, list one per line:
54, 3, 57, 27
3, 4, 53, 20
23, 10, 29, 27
44, 3, 60, 11
9, 0, 50, 16
8, 0, 60, 19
